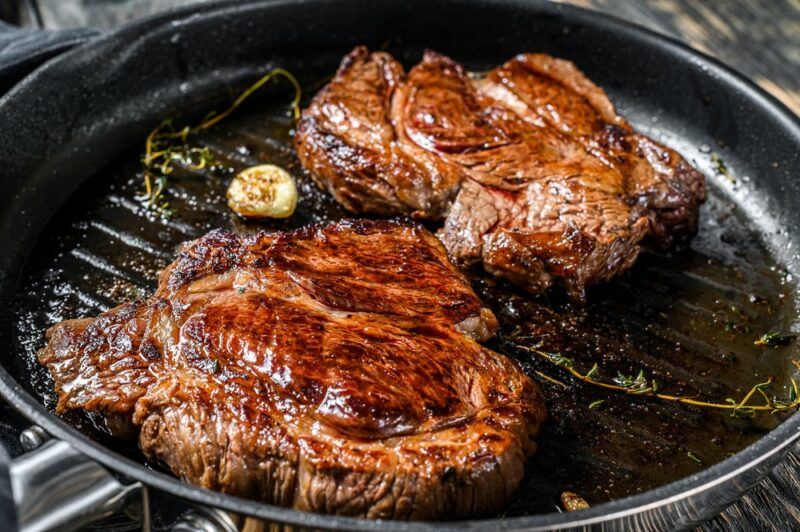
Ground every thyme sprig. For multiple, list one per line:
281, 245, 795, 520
140, 141, 213, 215
516, 343, 800, 417
687, 451, 703, 464
754, 331, 797, 347
140, 68, 302, 215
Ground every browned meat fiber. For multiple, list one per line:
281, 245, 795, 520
38, 219, 545, 520
295, 47, 706, 301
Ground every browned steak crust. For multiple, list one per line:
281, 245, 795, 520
37, 219, 544, 520
294, 47, 461, 219
479, 53, 707, 245
294, 48, 706, 300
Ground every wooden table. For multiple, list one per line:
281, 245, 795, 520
562, 0, 800, 115
19, 0, 800, 530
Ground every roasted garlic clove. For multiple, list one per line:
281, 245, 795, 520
560, 491, 590, 512
227, 164, 298, 219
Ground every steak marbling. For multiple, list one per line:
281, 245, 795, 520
295, 48, 706, 300
38, 220, 544, 520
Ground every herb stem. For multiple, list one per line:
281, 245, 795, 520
534, 370, 568, 388
140, 68, 302, 214
516, 344, 800, 416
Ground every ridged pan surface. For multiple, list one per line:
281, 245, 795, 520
10, 72, 800, 518
1, 1, 800, 529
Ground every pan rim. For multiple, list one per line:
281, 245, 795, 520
1, 0, 800, 529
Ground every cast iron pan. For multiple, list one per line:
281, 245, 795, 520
1, 0, 800, 529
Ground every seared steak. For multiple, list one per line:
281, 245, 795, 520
38, 220, 544, 520
478, 53, 706, 245
401, 51, 650, 300
295, 48, 705, 300
294, 49, 461, 218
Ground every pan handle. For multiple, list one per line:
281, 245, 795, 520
8, 426, 149, 532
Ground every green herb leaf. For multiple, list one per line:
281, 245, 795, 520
613, 372, 633, 387
548, 352, 575, 369
588, 400, 605, 410
687, 451, 702, 464
711, 152, 735, 184
754, 332, 797, 347
613, 369, 652, 394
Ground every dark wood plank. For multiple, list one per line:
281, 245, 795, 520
563, 0, 800, 114
35, 0, 800, 115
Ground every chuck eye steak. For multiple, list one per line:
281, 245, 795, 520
295, 47, 706, 301
38, 220, 544, 520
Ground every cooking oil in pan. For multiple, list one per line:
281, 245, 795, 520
11, 100, 799, 517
